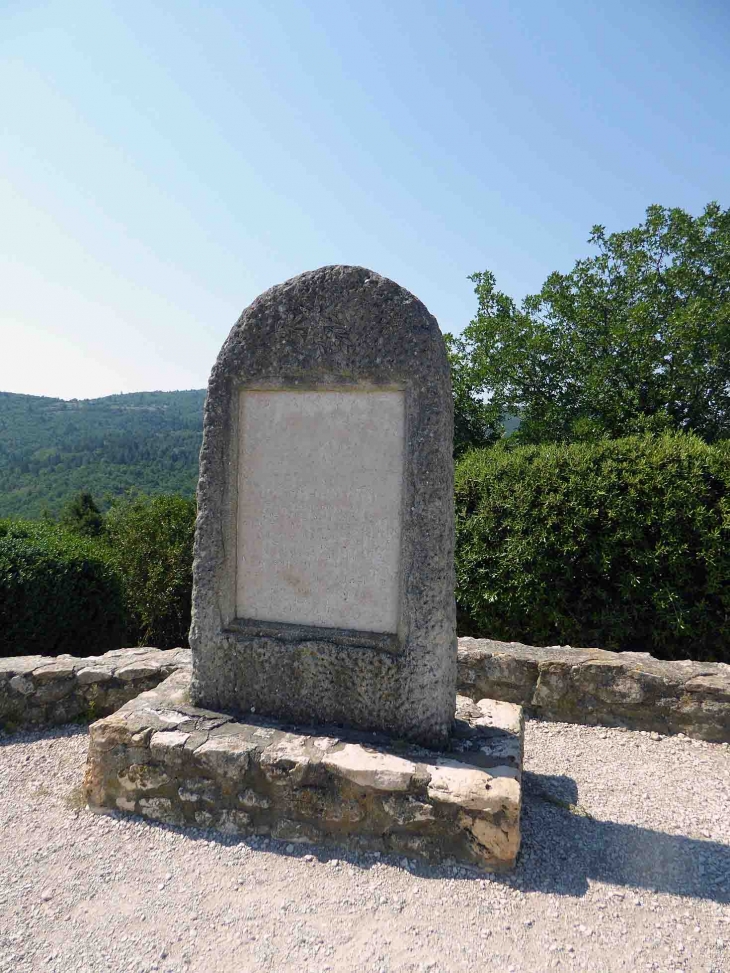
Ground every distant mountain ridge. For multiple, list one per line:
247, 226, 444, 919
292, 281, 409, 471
0, 389, 206, 519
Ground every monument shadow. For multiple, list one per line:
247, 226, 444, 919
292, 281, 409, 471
8, 723, 726, 904
511, 771, 730, 903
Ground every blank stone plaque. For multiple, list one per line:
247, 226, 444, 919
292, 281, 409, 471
236, 389, 405, 634
191, 265, 456, 746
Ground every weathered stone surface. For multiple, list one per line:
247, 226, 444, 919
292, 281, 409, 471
33, 663, 76, 681
75, 667, 114, 686
0, 656, 47, 679
84, 670, 523, 871
191, 265, 456, 747
322, 747, 416, 792
457, 637, 730, 742
116, 660, 168, 681
9, 675, 34, 696
0, 647, 191, 732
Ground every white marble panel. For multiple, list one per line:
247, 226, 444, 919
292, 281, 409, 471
236, 389, 405, 633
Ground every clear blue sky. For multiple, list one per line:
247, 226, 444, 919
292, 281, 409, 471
2, 0, 728, 399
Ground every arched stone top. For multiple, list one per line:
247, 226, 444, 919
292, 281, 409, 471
208, 264, 449, 392
191, 265, 456, 747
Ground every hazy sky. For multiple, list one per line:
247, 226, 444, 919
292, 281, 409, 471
2, 0, 728, 399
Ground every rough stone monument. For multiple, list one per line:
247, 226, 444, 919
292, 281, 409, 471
84, 266, 524, 870
190, 264, 456, 746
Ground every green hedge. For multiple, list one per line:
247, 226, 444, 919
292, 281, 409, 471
454, 433, 730, 663
0, 521, 128, 657
0, 495, 197, 658
6, 440, 730, 664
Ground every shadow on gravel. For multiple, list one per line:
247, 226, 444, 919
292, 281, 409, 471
114, 784, 730, 907
77, 770, 730, 907
5, 725, 728, 906
517, 772, 730, 903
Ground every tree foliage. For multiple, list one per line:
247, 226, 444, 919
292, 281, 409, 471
60, 491, 105, 537
1, 494, 198, 656
0, 389, 204, 519
454, 203, 730, 445
104, 494, 197, 649
444, 335, 503, 456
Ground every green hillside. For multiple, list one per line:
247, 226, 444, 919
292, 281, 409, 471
0, 390, 205, 519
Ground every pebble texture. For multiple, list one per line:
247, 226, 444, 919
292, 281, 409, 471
0, 647, 191, 732
458, 638, 730, 743
191, 265, 456, 747
84, 670, 523, 870
1, 720, 727, 972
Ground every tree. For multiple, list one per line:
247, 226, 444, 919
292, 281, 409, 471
444, 334, 503, 456
103, 494, 196, 648
455, 202, 730, 444
59, 491, 105, 537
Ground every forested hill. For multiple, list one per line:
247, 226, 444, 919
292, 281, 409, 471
0, 390, 206, 519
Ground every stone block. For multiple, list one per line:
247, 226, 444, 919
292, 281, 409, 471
75, 667, 114, 685
84, 670, 523, 871
457, 637, 730, 742
0, 647, 191, 732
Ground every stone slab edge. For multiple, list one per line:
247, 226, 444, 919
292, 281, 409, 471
0, 647, 192, 732
457, 637, 730, 743
83, 670, 523, 871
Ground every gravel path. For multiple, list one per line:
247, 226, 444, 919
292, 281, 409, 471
1, 720, 728, 973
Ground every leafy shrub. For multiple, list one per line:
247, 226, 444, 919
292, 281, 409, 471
104, 495, 196, 649
0, 520, 127, 657
454, 433, 730, 662
59, 490, 105, 537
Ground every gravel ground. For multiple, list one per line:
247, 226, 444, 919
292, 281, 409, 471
1, 719, 728, 973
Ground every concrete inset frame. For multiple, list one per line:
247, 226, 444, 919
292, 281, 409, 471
235, 387, 406, 647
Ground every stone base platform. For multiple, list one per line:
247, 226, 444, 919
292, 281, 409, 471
84, 670, 523, 870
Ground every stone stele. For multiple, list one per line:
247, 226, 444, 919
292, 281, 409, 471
190, 265, 456, 747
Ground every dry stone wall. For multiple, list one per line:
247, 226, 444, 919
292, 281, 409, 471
457, 638, 730, 743
2, 640, 728, 743
0, 647, 191, 731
